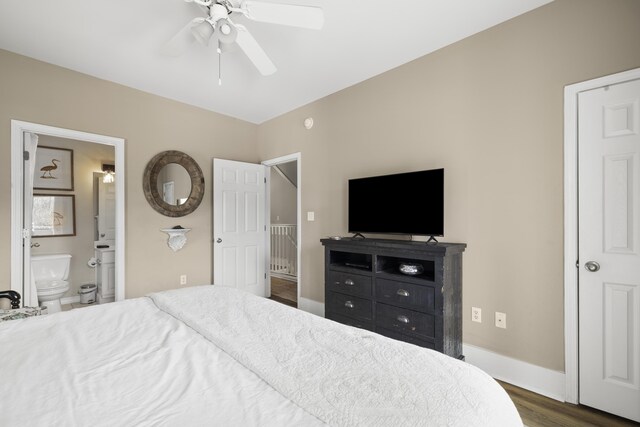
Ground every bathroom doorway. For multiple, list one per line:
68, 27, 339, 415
10, 121, 125, 310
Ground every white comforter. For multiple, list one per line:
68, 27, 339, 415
0, 285, 522, 426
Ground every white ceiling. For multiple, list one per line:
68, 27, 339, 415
0, 0, 552, 124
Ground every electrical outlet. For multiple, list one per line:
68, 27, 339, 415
471, 307, 482, 323
495, 312, 506, 329
307, 211, 315, 221
180, 275, 187, 286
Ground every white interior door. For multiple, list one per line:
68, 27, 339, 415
98, 179, 116, 242
213, 159, 267, 297
22, 132, 38, 307
578, 78, 640, 422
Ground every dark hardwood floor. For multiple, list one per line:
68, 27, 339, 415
269, 277, 297, 308
499, 381, 639, 427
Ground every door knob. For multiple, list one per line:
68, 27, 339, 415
584, 261, 600, 272
216, 238, 222, 243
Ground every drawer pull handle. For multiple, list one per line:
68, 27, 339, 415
397, 315, 410, 324
344, 301, 355, 309
344, 279, 355, 286
396, 289, 410, 297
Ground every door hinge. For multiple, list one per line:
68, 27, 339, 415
22, 228, 30, 239
23, 151, 29, 161
264, 177, 267, 184
576, 259, 579, 268
264, 273, 267, 279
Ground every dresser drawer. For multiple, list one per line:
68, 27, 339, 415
376, 327, 435, 350
375, 278, 435, 313
327, 271, 372, 298
375, 303, 435, 340
327, 292, 372, 321
326, 312, 373, 331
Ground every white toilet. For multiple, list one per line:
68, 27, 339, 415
32, 254, 72, 314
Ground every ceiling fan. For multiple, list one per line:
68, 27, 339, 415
162, 0, 324, 80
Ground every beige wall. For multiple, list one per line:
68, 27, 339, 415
0, 49, 258, 299
31, 136, 114, 298
257, 0, 640, 372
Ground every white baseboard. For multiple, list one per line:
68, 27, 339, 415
298, 297, 324, 317
60, 296, 80, 305
463, 343, 566, 402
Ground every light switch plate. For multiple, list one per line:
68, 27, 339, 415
307, 211, 315, 221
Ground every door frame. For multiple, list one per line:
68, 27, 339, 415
563, 67, 640, 404
262, 152, 301, 305
10, 120, 126, 304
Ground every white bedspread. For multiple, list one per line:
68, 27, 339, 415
0, 285, 522, 426
0, 297, 323, 426
150, 286, 522, 427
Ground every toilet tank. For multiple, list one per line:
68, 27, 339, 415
31, 254, 72, 281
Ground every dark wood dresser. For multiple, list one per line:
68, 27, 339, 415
321, 238, 466, 359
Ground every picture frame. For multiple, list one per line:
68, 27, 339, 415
32, 194, 76, 237
33, 146, 74, 191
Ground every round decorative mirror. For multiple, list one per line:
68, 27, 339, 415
143, 150, 204, 217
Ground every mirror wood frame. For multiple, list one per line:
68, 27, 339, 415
143, 150, 204, 217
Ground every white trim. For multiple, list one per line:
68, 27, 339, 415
10, 120, 126, 305
298, 297, 324, 317
262, 152, 302, 306
60, 296, 81, 305
563, 67, 640, 405
463, 344, 565, 402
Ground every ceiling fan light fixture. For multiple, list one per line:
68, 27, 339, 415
217, 19, 237, 44
191, 20, 215, 46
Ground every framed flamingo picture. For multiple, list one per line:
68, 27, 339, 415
32, 194, 76, 237
33, 146, 74, 191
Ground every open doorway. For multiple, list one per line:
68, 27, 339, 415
263, 153, 301, 309
11, 121, 125, 312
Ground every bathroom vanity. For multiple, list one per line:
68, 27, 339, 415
95, 247, 115, 304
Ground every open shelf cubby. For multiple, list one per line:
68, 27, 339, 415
376, 255, 435, 282
328, 250, 372, 272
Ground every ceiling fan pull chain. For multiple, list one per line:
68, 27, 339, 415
217, 40, 222, 86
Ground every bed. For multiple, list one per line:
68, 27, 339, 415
0, 285, 522, 426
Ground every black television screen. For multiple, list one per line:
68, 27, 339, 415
348, 168, 444, 236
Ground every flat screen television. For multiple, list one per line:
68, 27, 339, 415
348, 168, 444, 237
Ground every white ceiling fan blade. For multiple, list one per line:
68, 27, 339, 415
234, 24, 276, 76
240, 1, 324, 30
160, 18, 204, 56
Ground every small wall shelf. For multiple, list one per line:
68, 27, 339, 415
161, 226, 191, 252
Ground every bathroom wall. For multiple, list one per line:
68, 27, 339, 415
31, 135, 115, 299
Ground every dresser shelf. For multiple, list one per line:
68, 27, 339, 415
321, 238, 466, 359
